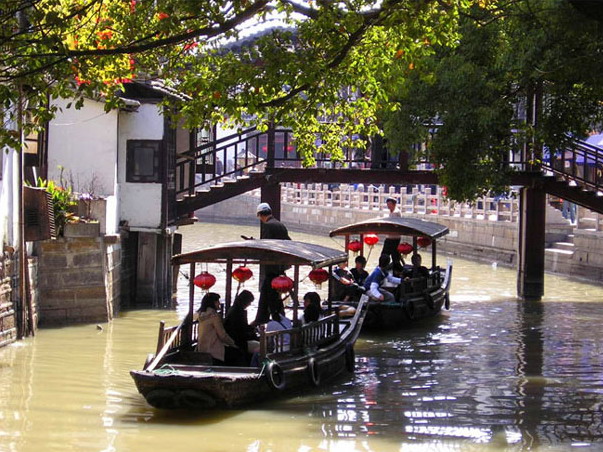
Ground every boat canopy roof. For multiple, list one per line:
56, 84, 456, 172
329, 216, 449, 240
172, 240, 347, 268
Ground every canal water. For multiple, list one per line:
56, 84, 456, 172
2, 222, 603, 451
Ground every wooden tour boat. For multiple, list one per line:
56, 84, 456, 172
130, 239, 367, 409
329, 216, 452, 330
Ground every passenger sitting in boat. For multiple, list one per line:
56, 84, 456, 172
332, 262, 365, 302
350, 255, 369, 287
224, 290, 260, 362
196, 292, 239, 365
266, 303, 293, 352
402, 253, 430, 294
364, 254, 402, 303
407, 253, 430, 279
302, 291, 322, 324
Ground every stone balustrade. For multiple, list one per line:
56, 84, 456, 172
279, 183, 520, 223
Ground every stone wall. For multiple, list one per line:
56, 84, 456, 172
0, 254, 16, 347
35, 235, 121, 326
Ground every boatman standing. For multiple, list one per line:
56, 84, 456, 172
382, 197, 403, 269
253, 202, 291, 325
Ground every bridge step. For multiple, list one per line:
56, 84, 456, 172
545, 248, 574, 256
552, 242, 575, 251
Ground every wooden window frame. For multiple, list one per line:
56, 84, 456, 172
126, 139, 162, 183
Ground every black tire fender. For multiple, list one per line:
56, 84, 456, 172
145, 389, 177, 409
444, 293, 451, 310
177, 389, 216, 409
266, 361, 286, 390
307, 357, 321, 386
344, 344, 356, 373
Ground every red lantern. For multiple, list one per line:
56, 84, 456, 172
363, 234, 379, 247
193, 272, 216, 290
417, 236, 432, 248
308, 268, 329, 288
397, 242, 413, 255
347, 240, 362, 253
232, 266, 253, 283
271, 275, 294, 294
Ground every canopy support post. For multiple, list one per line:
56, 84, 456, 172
292, 265, 299, 323
187, 262, 196, 347
225, 260, 233, 312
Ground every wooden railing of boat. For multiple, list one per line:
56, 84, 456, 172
147, 300, 366, 369
259, 314, 341, 358
395, 263, 451, 298
145, 318, 188, 371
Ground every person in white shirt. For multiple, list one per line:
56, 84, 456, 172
382, 197, 404, 268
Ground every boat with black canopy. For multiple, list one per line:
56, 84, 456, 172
328, 216, 452, 329
130, 239, 367, 409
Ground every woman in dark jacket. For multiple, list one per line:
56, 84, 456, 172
224, 290, 259, 363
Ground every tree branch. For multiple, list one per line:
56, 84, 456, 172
14, 0, 271, 59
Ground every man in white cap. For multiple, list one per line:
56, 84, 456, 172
256, 202, 291, 240
253, 202, 291, 325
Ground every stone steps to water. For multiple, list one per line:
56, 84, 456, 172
552, 242, 575, 251
545, 248, 574, 256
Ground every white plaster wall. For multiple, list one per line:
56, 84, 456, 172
47, 98, 118, 197
0, 147, 19, 247
0, 108, 19, 247
118, 103, 163, 229
104, 195, 118, 234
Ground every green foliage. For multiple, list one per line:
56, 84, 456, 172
35, 177, 77, 236
382, 0, 603, 201
1, 0, 471, 164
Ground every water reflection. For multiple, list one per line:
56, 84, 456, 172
1, 222, 603, 451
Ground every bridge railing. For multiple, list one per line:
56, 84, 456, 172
276, 183, 521, 222
174, 126, 437, 199
542, 140, 603, 192
175, 126, 267, 199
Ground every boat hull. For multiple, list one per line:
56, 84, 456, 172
131, 338, 356, 409
361, 287, 448, 330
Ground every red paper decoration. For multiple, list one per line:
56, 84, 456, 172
417, 236, 432, 248
308, 268, 329, 286
232, 266, 253, 283
397, 242, 413, 255
347, 240, 362, 253
363, 234, 379, 247
193, 272, 216, 290
271, 275, 294, 294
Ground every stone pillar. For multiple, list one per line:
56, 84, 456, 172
517, 187, 546, 300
